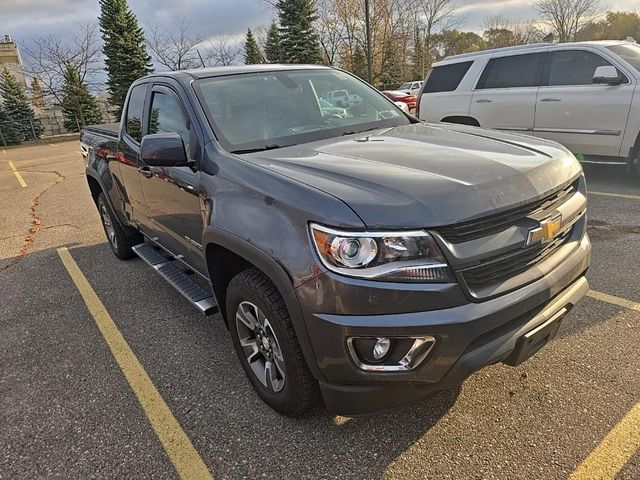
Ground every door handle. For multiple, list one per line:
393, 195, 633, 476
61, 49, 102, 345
540, 97, 561, 102
138, 166, 153, 178
475, 98, 492, 103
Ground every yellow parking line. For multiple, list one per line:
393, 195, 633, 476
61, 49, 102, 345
589, 190, 640, 200
587, 290, 640, 312
57, 247, 213, 480
570, 289, 640, 479
8, 160, 27, 188
570, 402, 640, 480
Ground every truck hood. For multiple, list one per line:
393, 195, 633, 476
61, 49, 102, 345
245, 123, 582, 229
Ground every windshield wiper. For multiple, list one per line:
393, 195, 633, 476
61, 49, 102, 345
230, 144, 283, 154
341, 125, 387, 136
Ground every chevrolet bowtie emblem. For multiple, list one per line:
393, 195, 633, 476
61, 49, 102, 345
526, 214, 562, 245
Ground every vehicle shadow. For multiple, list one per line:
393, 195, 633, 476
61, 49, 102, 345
582, 162, 639, 192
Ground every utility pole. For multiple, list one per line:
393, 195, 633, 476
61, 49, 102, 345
364, 0, 373, 84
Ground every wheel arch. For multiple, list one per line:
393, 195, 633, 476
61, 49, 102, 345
440, 115, 480, 127
86, 173, 103, 206
203, 226, 325, 381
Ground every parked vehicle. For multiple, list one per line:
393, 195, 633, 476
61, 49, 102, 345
393, 101, 410, 113
417, 41, 640, 175
81, 65, 590, 417
382, 90, 417, 110
398, 80, 423, 96
318, 98, 347, 118
322, 89, 361, 108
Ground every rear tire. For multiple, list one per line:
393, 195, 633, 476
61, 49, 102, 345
226, 268, 319, 416
97, 193, 142, 260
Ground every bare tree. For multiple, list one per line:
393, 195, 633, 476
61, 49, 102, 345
483, 15, 545, 48
203, 33, 241, 66
147, 19, 205, 71
252, 25, 270, 54
22, 22, 102, 105
317, 0, 347, 65
415, 0, 458, 72
535, 0, 604, 42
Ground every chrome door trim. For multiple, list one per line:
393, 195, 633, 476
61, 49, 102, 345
533, 128, 621, 136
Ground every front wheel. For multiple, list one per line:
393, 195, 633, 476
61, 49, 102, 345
227, 268, 319, 416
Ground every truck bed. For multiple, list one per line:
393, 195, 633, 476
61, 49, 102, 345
83, 122, 120, 138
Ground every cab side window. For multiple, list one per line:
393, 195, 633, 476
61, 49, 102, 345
125, 84, 147, 143
547, 50, 624, 86
148, 91, 191, 154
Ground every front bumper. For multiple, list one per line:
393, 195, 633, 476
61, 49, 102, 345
295, 234, 591, 415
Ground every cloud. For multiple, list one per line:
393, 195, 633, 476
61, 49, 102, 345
0, 0, 275, 51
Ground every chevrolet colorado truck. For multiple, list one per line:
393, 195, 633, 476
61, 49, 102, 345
80, 65, 591, 417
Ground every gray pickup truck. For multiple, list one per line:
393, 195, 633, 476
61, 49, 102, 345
80, 65, 591, 416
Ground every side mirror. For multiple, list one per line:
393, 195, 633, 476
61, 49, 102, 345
140, 133, 189, 167
593, 65, 623, 85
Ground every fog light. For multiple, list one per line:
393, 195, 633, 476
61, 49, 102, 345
373, 337, 391, 360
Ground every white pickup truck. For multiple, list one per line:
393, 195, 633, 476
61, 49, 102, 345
322, 89, 361, 108
417, 40, 640, 176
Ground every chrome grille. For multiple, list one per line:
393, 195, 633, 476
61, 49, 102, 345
459, 226, 573, 292
435, 180, 578, 244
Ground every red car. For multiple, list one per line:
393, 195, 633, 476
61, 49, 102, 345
382, 90, 417, 110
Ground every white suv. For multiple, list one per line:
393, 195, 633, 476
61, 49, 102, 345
417, 41, 640, 173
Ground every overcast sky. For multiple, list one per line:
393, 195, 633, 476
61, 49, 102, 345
2, 0, 639, 58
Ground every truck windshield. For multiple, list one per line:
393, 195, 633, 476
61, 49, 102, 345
606, 44, 640, 72
195, 69, 410, 153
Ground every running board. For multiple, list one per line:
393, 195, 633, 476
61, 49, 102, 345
132, 243, 218, 315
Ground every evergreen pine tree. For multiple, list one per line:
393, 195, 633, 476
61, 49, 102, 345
61, 64, 103, 132
412, 29, 426, 80
378, 40, 402, 88
264, 21, 282, 63
99, 0, 152, 116
351, 45, 367, 80
0, 67, 42, 142
244, 29, 263, 64
0, 103, 22, 146
276, 0, 323, 64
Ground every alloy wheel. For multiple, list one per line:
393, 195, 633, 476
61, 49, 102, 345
235, 301, 286, 392
100, 203, 118, 249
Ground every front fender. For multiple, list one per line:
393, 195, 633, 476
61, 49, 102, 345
202, 226, 326, 382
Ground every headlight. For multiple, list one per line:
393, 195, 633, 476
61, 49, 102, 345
310, 223, 453, 282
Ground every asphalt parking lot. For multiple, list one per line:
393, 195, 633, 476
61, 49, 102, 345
1, 139, 639, 480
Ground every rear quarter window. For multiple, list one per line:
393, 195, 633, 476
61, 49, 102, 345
423, 61, 473, 93
477, 53, 544, 89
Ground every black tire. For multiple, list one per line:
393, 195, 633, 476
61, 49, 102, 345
97, 192, 142, 260
226, 268, 319, 416
628, 135, 640, 179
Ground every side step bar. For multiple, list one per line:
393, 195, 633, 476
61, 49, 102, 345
132, 243, 218, 315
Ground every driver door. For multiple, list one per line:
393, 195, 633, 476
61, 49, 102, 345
138, 84, 206, 275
